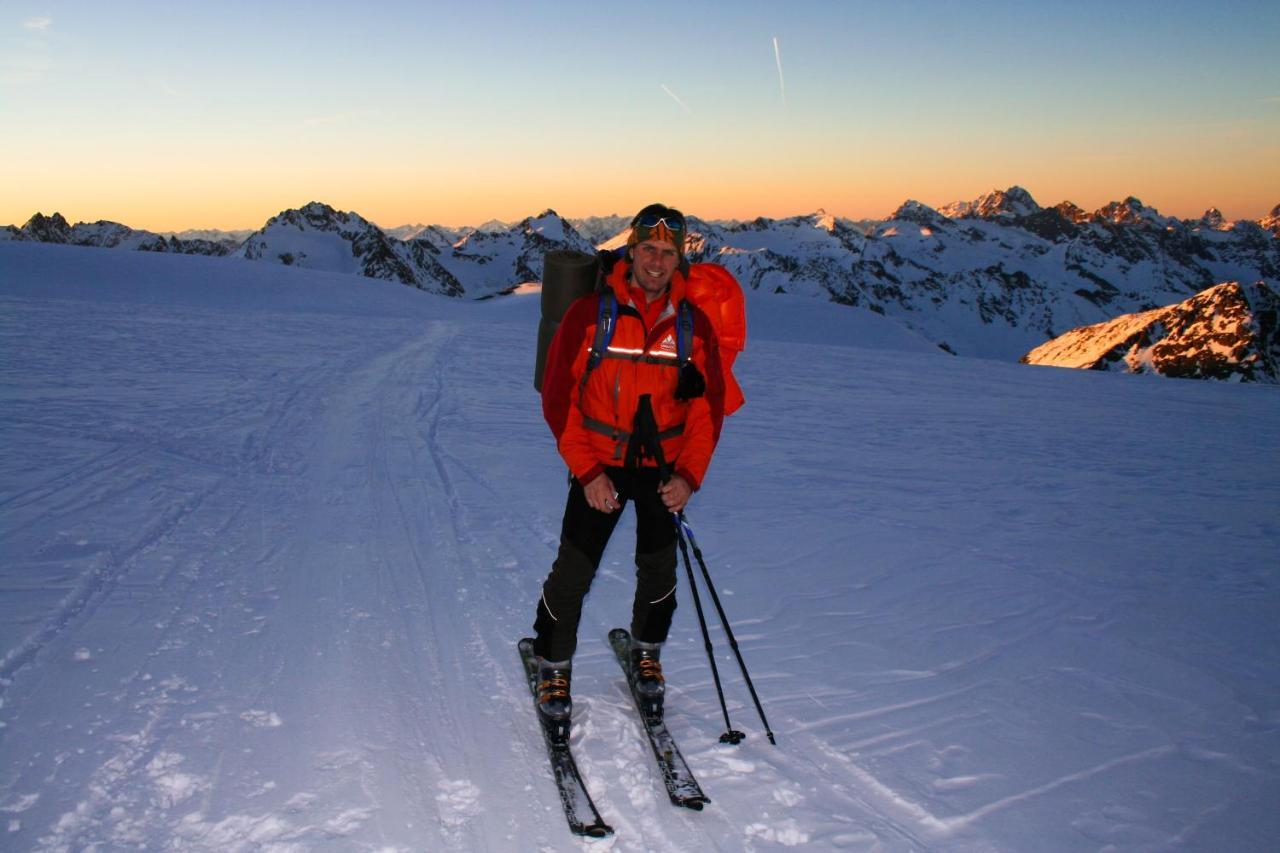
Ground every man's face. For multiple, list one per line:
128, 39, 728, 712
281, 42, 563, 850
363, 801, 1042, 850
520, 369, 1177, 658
630, 238, 679, 301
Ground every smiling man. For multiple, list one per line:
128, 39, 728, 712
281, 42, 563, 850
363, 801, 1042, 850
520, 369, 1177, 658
532, 203, 727, 730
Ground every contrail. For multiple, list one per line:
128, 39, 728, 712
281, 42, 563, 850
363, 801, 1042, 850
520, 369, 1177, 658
661, 83, 692, 114
773, 36, 786, 106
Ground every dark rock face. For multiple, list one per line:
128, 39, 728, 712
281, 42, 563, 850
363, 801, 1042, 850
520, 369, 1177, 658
13, 213, 232, 255
1262, 204, 1280, 237
21, 212, 73, 243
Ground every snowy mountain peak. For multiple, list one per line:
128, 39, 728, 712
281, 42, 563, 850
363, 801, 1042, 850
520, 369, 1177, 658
569, 215, 630, 246
1054, 201, 1090, 223
1261, 203, 1280, 236
1092, 196, 1172, 228
1199, 207, 1227, 230
269, 201, 373, 233
936, 201, 971, 219
1023, 279, 1279, 382
887, 200, 950, 228
235, 202, 436, 291
938, 186, 1041, 221
520, 210, 577, 241
974, 186, 1042, 219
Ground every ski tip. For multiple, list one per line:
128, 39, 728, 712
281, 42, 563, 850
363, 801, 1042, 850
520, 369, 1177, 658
608, 627, 630, 642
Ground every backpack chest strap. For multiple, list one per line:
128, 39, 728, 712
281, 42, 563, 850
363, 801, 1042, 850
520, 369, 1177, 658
580, 416, 685, 461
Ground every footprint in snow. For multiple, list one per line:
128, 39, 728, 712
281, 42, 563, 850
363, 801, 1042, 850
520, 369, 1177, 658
435, 779, 481, 828
240, 709, 283, 728
746, 818, 811, 847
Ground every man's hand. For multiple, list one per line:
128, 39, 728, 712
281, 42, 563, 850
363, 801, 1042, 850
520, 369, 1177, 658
658, 475, 692, 513
584, 473, 621, 513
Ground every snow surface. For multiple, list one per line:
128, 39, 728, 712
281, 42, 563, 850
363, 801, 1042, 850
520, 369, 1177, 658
2, 240, 1278, 851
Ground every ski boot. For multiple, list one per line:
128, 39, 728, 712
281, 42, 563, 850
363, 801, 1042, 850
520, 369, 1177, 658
536, 658, 572, 743
629, 640, 665, 720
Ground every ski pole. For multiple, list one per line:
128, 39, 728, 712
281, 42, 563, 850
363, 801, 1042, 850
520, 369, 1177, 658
628, 395, 748, 744
674, 514, 745, 745
678, 512, 777, 745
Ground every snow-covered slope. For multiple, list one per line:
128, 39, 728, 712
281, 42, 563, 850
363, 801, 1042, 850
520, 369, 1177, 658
2, 240, 1278, 851
1022, 280, 1280, 382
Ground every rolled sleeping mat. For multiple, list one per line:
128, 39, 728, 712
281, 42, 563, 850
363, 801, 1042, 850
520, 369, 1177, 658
533, 317, 558, 395
535, 250, 600, 391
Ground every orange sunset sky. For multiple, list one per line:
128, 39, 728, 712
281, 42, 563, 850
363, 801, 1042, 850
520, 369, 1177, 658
3, 1, 1277, 232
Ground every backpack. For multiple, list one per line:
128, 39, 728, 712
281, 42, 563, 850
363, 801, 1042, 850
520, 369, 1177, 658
538, 250, 746, 414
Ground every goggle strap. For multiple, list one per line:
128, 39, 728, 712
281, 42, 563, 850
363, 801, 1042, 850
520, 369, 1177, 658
636, 214, 684, 232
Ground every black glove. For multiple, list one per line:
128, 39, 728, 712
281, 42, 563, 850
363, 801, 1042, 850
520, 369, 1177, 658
675, 362, 706, 401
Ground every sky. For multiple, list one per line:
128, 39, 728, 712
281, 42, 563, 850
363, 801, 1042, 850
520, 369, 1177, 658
2, 0, 1278, 231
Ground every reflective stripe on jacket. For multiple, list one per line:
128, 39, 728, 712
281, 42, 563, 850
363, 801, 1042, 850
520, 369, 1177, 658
541, 261, 725, 490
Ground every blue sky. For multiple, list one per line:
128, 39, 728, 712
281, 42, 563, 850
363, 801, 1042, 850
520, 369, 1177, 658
3, 0, 1277, 229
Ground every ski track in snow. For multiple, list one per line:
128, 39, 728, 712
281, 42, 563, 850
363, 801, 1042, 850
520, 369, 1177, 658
2, 242, 1279, 851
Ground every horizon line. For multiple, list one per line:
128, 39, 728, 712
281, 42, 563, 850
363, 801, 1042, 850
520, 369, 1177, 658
6, 192, 1279, 235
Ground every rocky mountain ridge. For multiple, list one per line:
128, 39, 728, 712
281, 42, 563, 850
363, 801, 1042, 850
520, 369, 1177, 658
2, 212, 235, 255
1022, 280, 1279, 383
677, 190, 1278, 360
227, 202, 600, 297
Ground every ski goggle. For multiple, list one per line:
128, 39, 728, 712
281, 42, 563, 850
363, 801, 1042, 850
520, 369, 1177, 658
633, 213, 685, 233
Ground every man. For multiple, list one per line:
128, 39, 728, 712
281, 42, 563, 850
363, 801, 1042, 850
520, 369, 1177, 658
533, 203, 726, 725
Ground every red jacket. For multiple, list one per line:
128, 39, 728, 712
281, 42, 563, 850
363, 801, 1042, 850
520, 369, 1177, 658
542, 262, 726, 490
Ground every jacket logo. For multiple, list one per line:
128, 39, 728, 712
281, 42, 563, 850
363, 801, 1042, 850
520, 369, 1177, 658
657, 333, 678, 355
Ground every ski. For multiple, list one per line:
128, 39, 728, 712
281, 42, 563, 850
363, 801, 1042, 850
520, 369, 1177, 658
608, 628, 711, 810
517, 638, 613, 838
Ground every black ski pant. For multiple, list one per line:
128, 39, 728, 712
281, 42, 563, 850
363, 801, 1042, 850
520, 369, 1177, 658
533, 466, 678, 662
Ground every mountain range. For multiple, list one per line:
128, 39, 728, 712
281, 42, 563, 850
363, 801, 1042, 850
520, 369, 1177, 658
5, 190, 1277, 378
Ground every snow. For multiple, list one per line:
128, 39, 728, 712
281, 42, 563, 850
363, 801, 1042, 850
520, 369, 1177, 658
238, 223, 366, 275
1025, 309, 1166, 369
2, 240, 1279, 851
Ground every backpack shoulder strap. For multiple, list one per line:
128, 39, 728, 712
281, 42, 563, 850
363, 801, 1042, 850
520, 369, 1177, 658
586, 291, 618, 372
675, 299, 695, 367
